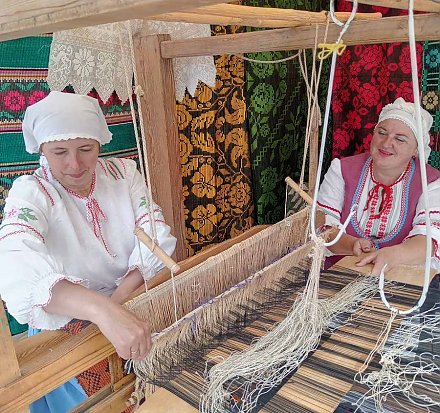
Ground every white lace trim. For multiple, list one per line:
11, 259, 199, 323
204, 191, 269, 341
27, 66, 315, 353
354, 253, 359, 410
47, 20, 216, 103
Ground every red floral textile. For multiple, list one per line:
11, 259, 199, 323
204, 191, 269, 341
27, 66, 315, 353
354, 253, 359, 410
332, 1, 423, 158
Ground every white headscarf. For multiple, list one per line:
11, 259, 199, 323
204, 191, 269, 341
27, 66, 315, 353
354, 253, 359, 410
22, 91, 112, 154
377, 97, 433, 162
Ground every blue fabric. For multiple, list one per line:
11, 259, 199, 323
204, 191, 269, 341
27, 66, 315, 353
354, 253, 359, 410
28, 327, 87, 413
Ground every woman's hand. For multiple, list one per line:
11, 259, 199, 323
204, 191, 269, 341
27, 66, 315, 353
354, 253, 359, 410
352, 238, 374, 256
93, 300, 152, 360
44, 280, 152, 360
355, 246, 403, 276
355, 236, 433, 276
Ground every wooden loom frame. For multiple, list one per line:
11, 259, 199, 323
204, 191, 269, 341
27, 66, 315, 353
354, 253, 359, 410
1, 1, 440, 412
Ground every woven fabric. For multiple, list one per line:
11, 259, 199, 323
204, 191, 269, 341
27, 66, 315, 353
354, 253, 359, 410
422, 40, 440, 169
244, 0, 332, 225
178, 24, 255, 256
59, 320, 111, 397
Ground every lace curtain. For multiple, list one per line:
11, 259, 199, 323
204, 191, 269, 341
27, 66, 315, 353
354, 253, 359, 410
47, 20, 216, 102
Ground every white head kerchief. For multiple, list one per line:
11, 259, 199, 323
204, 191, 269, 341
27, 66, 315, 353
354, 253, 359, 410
22, 91, 112, 154
377, 97, 433, 162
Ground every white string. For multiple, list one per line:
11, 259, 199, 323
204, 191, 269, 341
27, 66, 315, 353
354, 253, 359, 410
355, 305, 440, 411
170, 268, 179, 323
330, 0, 358, 43
378, 0, 432, 316
298, 21, 328, 188
125, 22, 159, 245
200, 273, 379, 413
117, 25, 146, 182
309, 0, 358, 246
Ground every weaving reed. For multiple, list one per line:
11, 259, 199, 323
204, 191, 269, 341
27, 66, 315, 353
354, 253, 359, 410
125, 207, 319, 400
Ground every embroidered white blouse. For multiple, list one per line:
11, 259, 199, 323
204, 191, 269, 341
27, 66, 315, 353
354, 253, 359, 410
317, 158, 440, 270
0, 157, 176, 330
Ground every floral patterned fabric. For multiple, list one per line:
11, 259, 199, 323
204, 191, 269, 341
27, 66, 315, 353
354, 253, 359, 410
244, 0, 332, 225
178, 24, 255, 256
422, 41, 440, 170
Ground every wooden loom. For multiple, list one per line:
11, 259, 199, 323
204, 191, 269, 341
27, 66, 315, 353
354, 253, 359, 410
1, 1, 440, 412
136, 262, 438, 413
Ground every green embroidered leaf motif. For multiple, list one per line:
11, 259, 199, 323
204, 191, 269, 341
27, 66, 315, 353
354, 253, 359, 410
18, 207, 37, 222
139, 196, 148, 208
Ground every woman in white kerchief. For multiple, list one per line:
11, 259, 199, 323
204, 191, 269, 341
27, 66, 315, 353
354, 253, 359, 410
318, 97, 440, 276
0, 91, 176, 412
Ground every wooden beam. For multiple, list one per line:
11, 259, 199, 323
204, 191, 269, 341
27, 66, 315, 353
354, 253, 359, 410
70, 374, 135, 413
0, 325, 113, 413
356, 0, 440, 12
161, 13, 440, 58
151, 4, 382, 28
0, 300, 21, 387
133, 33, 187, 263
0, 299, 29, 412
0, 0, 226, 42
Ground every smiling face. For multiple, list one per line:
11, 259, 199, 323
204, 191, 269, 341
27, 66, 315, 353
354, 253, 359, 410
370, 118, 418, 181
41, 138, 100, 197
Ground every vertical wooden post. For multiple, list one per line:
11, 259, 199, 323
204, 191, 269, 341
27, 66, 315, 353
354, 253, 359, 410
0, 298, 29, 412
133, 33, 187, 262
108, 353, 124, 390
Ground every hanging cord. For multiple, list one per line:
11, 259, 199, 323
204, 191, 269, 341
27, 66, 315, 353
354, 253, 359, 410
118, 24, 151, 294
118, 23, 146, 183
298, 20, 328, 189
378, 0, 432, 316
119, 23, 180, 318
316, 1, 358, 60
309, 0, 358, 246
125, 21, 159, 245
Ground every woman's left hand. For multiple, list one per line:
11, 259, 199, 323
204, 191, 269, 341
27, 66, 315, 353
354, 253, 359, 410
355, 246, 403, 276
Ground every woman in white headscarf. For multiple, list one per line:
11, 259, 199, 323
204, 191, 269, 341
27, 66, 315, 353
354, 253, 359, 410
0, 91, 176, 412
318, 97, 440, 275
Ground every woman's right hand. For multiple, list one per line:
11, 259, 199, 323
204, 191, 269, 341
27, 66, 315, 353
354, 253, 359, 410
352, 238, 374, 256
93, 301, 152, 360
43, 280, 152, 360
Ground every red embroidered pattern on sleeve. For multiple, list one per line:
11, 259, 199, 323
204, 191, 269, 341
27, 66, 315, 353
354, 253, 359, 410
33, 176, 55, 206
117, 158, 127, 176
316, 201, 341, 217
105, 159, 123, 180
135, 209, 164, 227
0, 223, 45, 242
97, 159, 108, 176
415, 210, 440, 218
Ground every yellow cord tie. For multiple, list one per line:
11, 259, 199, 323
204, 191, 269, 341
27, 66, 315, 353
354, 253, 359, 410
317, 40, 347, 60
